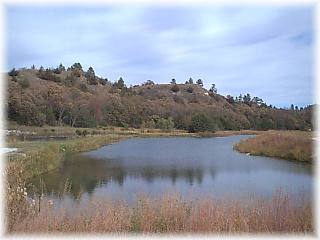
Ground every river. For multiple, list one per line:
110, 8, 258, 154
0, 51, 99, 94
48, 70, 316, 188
29, 135, 313, 205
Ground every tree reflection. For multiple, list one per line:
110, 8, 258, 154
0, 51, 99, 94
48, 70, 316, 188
28, 154, 210, 199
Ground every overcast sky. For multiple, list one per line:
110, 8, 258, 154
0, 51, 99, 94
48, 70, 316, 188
6, 6, 314, 107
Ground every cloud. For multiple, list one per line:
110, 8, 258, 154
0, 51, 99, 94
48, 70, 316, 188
5, 5, 314, 107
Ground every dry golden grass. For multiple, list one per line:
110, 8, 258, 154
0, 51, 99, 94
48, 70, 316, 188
5, 162, 33, 231
234, 130, 313, 163
7, 192, 313, 234
196, 130, 265, 138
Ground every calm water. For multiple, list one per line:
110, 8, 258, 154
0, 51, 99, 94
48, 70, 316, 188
29, 135, 313, 203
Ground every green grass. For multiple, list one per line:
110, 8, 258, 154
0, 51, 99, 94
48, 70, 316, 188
7, 134, 135, 178
234, 130, 313, 163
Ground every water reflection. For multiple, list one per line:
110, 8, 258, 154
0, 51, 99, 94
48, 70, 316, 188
29, 135, 312, 201
30, 155, 213, 199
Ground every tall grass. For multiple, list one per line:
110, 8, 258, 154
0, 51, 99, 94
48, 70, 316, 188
6, 134, 135, 179
234, 131, 313, 163
8, 192, 313, 234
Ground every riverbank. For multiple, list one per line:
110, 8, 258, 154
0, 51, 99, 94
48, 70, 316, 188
4, 127, 313, 234
5, 126, 263, 179
5, 125, 194, 178
9, 192, 313, 233
6, 134, 134, 178
233, 130, 313, 163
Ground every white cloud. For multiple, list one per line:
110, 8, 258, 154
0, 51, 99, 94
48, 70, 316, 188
6, 6, 314, 107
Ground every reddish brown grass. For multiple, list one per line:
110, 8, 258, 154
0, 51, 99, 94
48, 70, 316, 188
7, 192, 313, 234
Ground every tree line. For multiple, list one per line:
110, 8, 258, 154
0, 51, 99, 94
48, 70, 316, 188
7, 63, 313, 132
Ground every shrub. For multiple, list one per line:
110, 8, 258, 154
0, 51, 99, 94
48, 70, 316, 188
53, 68, 62, 74
88, 77, 98, 85
186, 87, 193, 93
188, 113, 215, 133
155, 117, 174, 130
8, 68, 19, 77
99, 78, 107, 85
63, 74, 77, 87
79, 83, 89, 92
173, 95, 184, 104
71, 68, 82, 78
37, 69, 61, 82
18, 78, 30, 89
75, 129, 82, 136
171, 84, 180, 93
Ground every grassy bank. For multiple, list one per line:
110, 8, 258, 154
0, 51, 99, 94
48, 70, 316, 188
5, 126, 192, 179
234, 131, 313, 163
6, 134, 135, 178
6, 125, 264, 179
8, 192, 313, 233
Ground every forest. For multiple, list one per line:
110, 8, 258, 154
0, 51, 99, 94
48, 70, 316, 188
7, 63, 313, 132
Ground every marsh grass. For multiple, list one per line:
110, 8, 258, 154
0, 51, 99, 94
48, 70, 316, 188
8, 192, 313, 234
234, 131, 313, 163
6, 134, 135, 179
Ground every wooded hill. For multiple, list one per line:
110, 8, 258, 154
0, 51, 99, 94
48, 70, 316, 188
6, 63, 313, 132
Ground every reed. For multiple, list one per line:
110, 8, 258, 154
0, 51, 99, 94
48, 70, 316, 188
8, 192, 313, 234
234, 130, 313, 163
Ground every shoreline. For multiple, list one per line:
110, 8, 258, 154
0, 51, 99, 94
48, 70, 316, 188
5, 127, 311, 179
5, 127, 313, 233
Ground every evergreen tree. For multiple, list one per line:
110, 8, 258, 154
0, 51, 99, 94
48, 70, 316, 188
8, 68, 18, 77
114, 77, 125, 89
86, 67, 97, 85
243, 93, 251, 105
58, 63, 66, 72
291, 104, 295, 111
238, 94, 243, 102
226, 95, 235, 104
196, 79, 203, 86
209, 84, 217, 94
71, 63, 83, 71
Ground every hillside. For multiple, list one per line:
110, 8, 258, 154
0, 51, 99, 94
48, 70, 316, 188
6, 63, 313, 132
